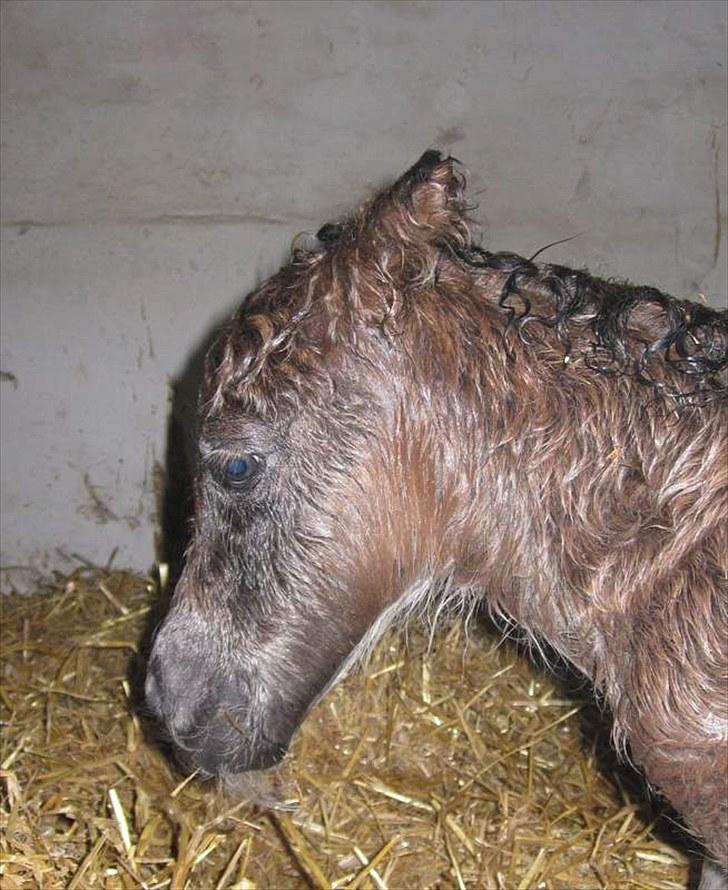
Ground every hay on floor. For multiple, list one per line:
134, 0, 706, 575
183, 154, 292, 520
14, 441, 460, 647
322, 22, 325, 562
1, 568, 691, 888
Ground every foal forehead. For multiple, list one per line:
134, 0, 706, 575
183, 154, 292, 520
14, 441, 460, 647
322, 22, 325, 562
200, 258, 321, 383
200, 408, 272, 444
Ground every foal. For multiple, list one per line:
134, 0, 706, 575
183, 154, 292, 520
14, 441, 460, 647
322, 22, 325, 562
146, 152, 728, 887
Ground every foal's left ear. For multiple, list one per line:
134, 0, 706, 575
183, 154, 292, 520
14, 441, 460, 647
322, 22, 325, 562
364, 150, 468, 248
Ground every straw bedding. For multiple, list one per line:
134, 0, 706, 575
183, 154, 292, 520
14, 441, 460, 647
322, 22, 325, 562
1, 567, 691, 888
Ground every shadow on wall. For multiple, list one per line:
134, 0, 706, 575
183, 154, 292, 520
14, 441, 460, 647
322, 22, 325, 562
156, 244, 295, 590
157, 323, 221, 592
127, 321, 219, 721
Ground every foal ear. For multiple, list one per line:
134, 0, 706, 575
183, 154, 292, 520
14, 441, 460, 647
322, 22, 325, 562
364, 150, 469, 249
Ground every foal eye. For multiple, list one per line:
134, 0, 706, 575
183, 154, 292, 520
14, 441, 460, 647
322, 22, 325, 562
222, 455, 260, 487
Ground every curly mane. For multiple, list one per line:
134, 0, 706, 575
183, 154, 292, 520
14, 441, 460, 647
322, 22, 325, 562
206, 151, 727, 411
459, 246, 728, 405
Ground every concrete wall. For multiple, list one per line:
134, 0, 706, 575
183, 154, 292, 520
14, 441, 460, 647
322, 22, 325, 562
1, 0, 726, 587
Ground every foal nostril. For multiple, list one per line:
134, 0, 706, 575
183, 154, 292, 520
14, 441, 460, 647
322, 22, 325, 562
143, 652, 214, 737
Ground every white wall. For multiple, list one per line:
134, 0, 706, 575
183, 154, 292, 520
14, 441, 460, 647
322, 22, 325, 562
1, 0, 726, 587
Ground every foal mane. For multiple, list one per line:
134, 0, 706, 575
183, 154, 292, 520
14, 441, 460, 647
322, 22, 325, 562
208, 151, 727, 411
456, 246, 728, 406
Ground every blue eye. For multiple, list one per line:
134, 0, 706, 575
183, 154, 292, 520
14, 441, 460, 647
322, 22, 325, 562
222, 455, 259, 487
